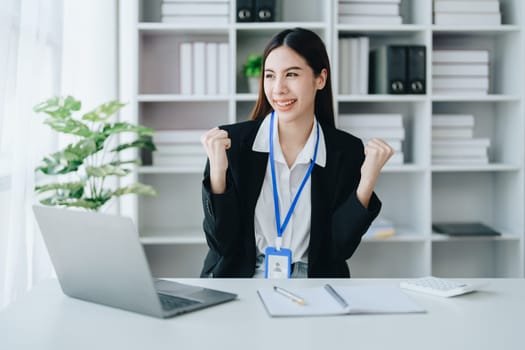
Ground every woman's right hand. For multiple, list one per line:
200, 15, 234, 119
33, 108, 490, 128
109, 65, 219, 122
201, 127, 231, 194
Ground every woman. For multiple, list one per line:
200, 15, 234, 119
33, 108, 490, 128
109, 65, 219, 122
200, 28, 393, 278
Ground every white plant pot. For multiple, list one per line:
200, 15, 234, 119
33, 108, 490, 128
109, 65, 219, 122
247, 77, 260, 94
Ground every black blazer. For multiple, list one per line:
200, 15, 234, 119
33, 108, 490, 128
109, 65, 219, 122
200, 118, 381, 278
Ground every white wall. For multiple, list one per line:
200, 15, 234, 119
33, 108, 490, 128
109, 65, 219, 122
61, 0, 118, 106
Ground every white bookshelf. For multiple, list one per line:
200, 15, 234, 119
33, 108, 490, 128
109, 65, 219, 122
119, 0, 524, 278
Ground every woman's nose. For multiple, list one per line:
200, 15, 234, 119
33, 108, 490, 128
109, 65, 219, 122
274, 76, 287, 94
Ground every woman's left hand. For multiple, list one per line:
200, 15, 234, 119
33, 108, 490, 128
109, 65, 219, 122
361, 138, 394, 183
356, 138, 394, 208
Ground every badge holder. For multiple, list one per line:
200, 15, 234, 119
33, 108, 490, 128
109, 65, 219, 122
264, 246, 292, 279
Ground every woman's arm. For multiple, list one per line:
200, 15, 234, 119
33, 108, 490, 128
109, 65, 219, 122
356, 138, 394, 208
201, 127, 231, 194
330, 137, 391, 261
331, 190, 381, 261
200, 128, 241, 258
201, 167, 241, 257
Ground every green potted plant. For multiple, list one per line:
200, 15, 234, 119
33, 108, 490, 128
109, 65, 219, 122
243, 54, 262, 94
33, 96, 157, 211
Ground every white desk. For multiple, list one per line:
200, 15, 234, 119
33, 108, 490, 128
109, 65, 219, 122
0, 278, 523, 350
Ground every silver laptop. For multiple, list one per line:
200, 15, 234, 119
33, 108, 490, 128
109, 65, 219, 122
32, 205, 237, 318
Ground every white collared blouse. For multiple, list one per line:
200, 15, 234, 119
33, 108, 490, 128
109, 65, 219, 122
252, 113, 327, 263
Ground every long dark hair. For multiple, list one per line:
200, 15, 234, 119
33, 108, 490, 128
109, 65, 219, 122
248, 28, 335, 128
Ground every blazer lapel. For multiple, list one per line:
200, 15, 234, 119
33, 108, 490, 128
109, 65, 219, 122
237, 129, 267, 267
238, 121, 268, 216
243, 146, 268, 215
309, 146, 342, 270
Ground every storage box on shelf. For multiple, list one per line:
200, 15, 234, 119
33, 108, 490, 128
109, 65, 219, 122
119, 0, 524, 278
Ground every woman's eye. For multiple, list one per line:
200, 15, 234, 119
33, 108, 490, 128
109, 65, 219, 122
287, 72, 298, 77
264, 73, 274, 79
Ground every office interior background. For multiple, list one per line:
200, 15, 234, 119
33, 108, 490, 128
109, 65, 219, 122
0, 0, 524, 309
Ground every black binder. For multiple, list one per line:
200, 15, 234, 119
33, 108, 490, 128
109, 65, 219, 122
406, 45, 426, 94
369, 45, 406, 94
432, 222, 501, 236
255, 0, 275, 22
237, 0, 254, 22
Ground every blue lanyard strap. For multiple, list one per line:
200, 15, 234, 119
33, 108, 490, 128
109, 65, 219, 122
269, 111, 320, 240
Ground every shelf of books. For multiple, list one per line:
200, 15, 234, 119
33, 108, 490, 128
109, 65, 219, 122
119, 0, 524, 278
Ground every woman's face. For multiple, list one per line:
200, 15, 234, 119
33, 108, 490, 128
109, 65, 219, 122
263, 46, 326, 124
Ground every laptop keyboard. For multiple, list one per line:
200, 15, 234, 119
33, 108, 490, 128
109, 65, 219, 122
158, 293, 200, 311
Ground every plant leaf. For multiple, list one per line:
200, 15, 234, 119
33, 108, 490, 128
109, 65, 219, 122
43, 117, 92, 137
244, 54, 262, 77
86, 164, 131, 177
112, 136, 156, 152
33, 96, 81, 118
35, 138, 99, 175
102, 122, 154, 137
108, 159, 142, 166
39, 196, 108, 210
35, 182, 84, 198
36, 154, 83, 175
82, 100, 126, 122
112, 183, 157, 197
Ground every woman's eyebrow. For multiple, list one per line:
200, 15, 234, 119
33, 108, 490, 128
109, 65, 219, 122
264, 66, 303, 72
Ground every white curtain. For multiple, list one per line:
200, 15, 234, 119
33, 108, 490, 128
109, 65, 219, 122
0, 0, 63, 309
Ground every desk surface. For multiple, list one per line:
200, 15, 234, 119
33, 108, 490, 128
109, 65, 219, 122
0, 278, 523, 350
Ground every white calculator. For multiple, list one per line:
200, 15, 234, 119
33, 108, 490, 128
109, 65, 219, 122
400, 276, 485, 297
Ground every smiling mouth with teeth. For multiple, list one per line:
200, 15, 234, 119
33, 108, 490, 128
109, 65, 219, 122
275, 99, 296, 106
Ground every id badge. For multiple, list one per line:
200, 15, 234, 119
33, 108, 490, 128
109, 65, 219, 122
264, 247, 292, 279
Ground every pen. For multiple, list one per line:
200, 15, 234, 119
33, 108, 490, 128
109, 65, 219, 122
324, 284, 348, 309
273, 286, 306, 305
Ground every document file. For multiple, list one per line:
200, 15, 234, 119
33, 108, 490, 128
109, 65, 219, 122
257, 285, 425, 317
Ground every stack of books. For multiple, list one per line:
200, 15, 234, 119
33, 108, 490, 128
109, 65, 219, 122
338, 36, 369, 95
338, 0, 402, 25
179, 42, 229, 95
338, 113, 405, 165
152, 130, 207, 167
161, 0, 230, 25
432, 114, 490, 165
432, 49, 490, 95
433, 0, 501, 25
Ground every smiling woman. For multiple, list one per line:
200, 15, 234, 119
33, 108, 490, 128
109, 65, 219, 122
199, 28, 394, 279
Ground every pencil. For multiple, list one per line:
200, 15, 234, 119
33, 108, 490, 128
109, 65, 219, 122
273, 286, 306, 305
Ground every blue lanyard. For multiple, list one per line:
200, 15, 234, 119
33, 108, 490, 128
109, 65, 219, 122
269, 111, 320, 241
